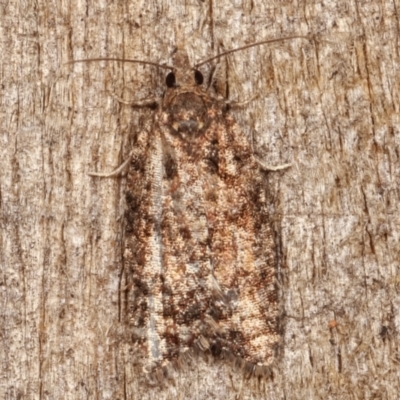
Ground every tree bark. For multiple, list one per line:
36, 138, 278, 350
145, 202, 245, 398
1, 1, 399, 399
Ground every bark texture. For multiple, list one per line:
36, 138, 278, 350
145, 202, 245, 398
1, 1, 399, 399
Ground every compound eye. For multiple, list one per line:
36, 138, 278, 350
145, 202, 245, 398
166, 72, 176, 87
194, 70, 203, 85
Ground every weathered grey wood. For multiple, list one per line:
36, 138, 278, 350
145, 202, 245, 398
1, 1, 399, 399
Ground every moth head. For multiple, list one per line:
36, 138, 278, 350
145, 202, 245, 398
165, 47, 204, 89
165, 69, 203, 88
163, 48, 209, 138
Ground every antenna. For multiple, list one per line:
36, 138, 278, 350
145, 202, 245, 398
195, 35, 313, 68
66, 58, 174, 70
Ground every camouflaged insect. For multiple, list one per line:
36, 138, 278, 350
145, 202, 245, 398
121, 48, 280, 378
85, 40, 303, 378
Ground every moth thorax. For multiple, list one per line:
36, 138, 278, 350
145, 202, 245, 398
169, 92, 207, 138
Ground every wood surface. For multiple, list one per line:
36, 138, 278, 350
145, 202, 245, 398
1, 1, 399, 399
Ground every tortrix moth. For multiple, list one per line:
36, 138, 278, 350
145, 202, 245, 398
70, 34, 310, 380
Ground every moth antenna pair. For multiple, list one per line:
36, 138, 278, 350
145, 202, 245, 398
66, 34, 313, 71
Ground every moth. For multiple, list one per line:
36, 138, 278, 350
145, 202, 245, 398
71, 35, 310, 380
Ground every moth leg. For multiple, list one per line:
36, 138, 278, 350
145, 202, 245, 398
110, 92, 159, 108
88, 151, 133, 177
225, 95, 259, 108
255, 158, 291, 171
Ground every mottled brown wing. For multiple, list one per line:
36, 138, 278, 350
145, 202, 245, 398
124, 123, 177, 373
125, 119, 213, 373
125, 105, 278, 375
204, 113, 279, 370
